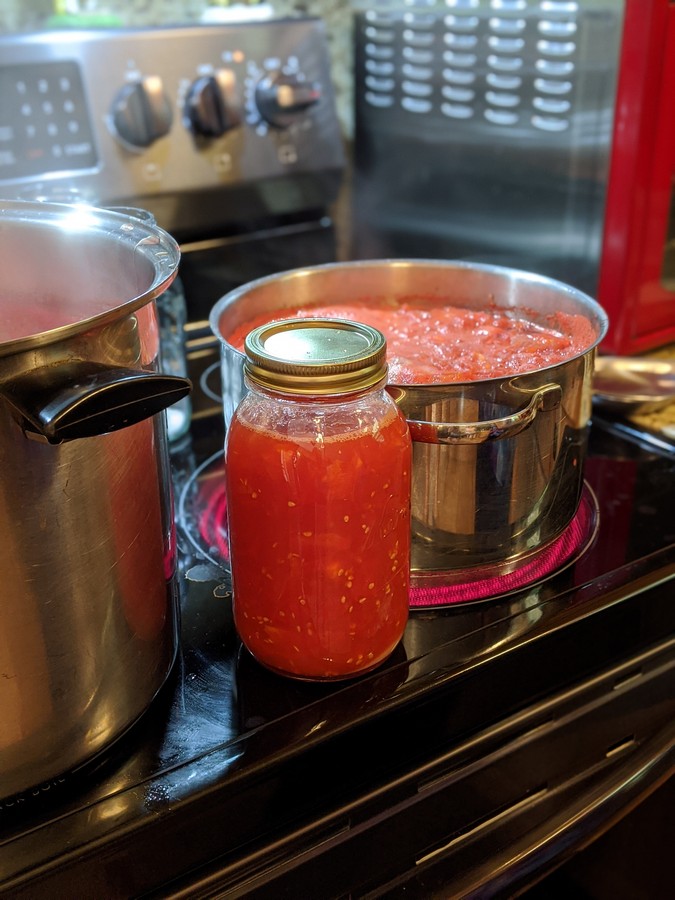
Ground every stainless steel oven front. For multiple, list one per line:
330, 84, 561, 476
0, 19, 346, 426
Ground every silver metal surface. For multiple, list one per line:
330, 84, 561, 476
0, 201, 181, 800
0, 20, 345, 238
404, 383, 562, 445
351, 0, 626, 300
593, 356, 675, 415
209, 259, 608, 575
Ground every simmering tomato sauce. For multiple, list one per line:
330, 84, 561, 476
226, 299, 596, 384
225, 401, 411, 680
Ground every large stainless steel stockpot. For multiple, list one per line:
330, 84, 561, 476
210, 260, 608, 582
0, 200, 190, 800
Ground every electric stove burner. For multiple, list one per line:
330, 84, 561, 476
178, 452, 600, 608
409, 485, 599, 608
199, 361, 223, 404
178, 450, 229, 566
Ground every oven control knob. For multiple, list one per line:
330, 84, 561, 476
185, 69, 240, 138
110, 76, 173, 148
255, 74, 321, 128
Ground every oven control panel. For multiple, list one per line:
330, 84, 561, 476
0, 20, 345, 237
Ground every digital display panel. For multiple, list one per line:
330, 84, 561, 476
0, 60, 98, 182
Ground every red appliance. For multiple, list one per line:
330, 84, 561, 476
598, 0, 675, 354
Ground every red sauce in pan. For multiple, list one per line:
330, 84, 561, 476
225, 299, 596, 384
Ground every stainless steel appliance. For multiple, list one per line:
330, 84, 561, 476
0, 18, 346, 423
0, 19, 673, 900
351, 0, 675, 355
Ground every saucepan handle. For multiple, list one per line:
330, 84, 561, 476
403, 383, 562, 445
1, 360, 192, 444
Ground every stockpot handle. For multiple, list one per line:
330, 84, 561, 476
1, 360, 192, 444
404, 383, 562, 445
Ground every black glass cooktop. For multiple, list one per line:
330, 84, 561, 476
1, 416, 674, 898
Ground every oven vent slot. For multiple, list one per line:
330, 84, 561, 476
605, 735, 637, 759
613, 667, 643, 690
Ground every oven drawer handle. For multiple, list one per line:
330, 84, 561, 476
403, 383, 562, 445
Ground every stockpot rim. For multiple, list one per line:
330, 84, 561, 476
0, 198, 180, 359
209, 258, 610, 387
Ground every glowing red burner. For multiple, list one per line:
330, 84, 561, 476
180, 454, 598, 609
409, 487, 597, 608
196, 473, 230, 563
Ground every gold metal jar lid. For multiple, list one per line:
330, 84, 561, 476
243, 317, 388, 395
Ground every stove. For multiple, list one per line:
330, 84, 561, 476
1, 19, 674, 900
181, 445, 601, 607
0, 394, 672, 897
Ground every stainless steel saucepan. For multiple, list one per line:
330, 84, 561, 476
210, 260, 608, 582
593, 355, 675, 415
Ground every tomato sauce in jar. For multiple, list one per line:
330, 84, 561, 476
225, 318, 411, 681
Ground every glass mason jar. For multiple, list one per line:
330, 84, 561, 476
225, 317, 412, 681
